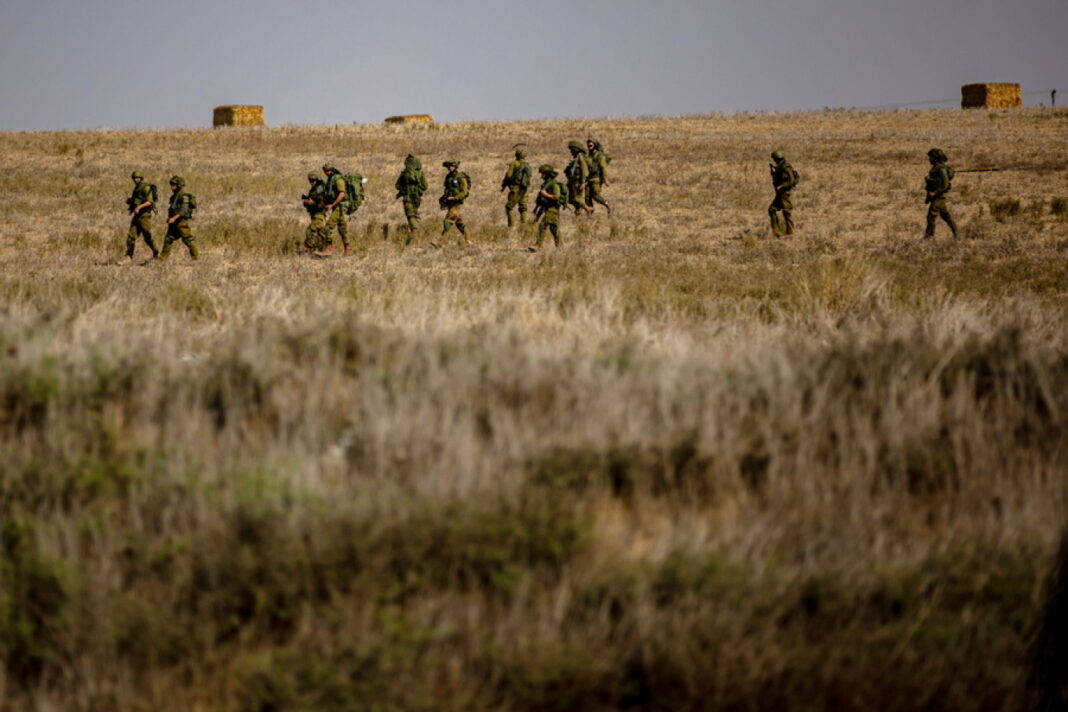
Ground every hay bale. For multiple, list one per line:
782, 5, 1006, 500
961, 84, 1022, 109
384, 114, 434, 125
213, 105, 265, 127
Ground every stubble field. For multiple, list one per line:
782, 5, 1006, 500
1, 108, 1068, 711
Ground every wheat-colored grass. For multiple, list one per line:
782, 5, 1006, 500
1, 108, 1067, 711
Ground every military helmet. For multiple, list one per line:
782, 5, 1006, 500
567, 140, 585, 153
586, 138, 600, 150
168, 175, 184, 188
771, 150, 784, 161
515, 147, 527, 159
442, 160, 459, 167
321, 163, 337, 173
538, 163, 556, 176
131, 170, 143, 179
307, 171, 320, 181
927, 148, 947, 162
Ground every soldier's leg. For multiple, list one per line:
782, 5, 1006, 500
178, 220, 198, 259
780, 192, 794, 235
159, 222, 178, 260
769, 203, 784, 236
336, 212, 349, 249
941, 204, 959, 238
535, 218, 547, 248
505, 187, 518, 227
925, 202, 939, 238
547, 209, 561, 247
139, 216, 159, 257
323, 210, 339, 246
586, 179, 609, 210
517, 188, 528, 223
126, 218, 139, 258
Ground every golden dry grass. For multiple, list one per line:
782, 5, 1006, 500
1, 108, 1067, 711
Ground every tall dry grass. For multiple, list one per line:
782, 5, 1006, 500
1, 108, 1067, 711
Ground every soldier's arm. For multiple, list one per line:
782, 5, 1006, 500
328, 179, 346, 210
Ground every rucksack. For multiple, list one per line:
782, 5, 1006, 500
944, 166, 956, 183
342, 173, 365, 214
176, 191, 197, 218
516, 163, 532, 189
148, 183, 158, 206
789, 166, 800, 187
556, 180, 569, 207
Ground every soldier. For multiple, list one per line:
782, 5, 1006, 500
434, 160, 470, 247
300, 171, 328, 254
924, 148, 959, 239
564, 141, 592, 217
317, 163, 350, 257
394, 154, 428, 242
768, 150, 799, 237
585, 138, 612, 215
500, 146, 532, 227
158, 176, 198, 261
528, 164, 564, 252
124, 171, 158, 261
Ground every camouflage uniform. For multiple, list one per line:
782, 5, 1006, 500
302, 172, 328, 252
501, 148, 531, 226
159, 175, 198, 260
924, 149, 959, 239
395, 154, 428, 238
321, 164, 349, 253
125, 171, 158, 259
768, 151, 798, 236
532, 165, 563, 249
438, 160, 470, 244
584, 139, 612, 214
564, 141, 592, 216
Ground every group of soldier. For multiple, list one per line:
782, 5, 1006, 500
121, 143, 961, 262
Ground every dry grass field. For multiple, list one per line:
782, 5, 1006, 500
1, 108, 1068, 711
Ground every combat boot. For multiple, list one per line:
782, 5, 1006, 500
314, 244, 334, 258
343, 245, 352, 257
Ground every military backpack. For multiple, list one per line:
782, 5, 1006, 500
515, 163, 532, 189
342, 173, 365, 214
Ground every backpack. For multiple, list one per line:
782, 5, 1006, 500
148, 183, 158, 205
789, 165, 800, 188
342, 173, 365, 214
516, 163, 532, 189
944, 166, 955, 183
555, 180, 569, 207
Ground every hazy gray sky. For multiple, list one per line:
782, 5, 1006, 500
1, 0, 1064, 130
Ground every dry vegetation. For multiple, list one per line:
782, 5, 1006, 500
1, 108, 1068, 711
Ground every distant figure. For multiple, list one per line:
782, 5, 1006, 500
500, 146, 532, 227
300, 171, 328, 254
924, 148, 959, 239
395, 154, 428, 242
159, 176, 198, 261
585, 138, 612, 215
124, 171, 158, 261
768, 150, 799, 237
1052, 89, 1057, 108
564, 141, 593, 217
435, 160, 471, 247
318, 163, 349, 257
529, 164, 564, 251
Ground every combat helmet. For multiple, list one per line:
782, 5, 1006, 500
567, 140, 585, 153
586, 138, 601, 150
538, 163, 557, 177
515, 147, 527, 159
442, 159, 459, 167
927, 148, 947, 163
321, 162, 337, 173
131, 170, 144, 179
168, 175, 185, 188
307, 171, 320, 181
770, 150, 785, 161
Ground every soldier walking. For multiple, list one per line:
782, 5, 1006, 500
317, 163, 350, 257
500, 146, 532, 227
300, 171, 328, 254
564, 141, 592, 217
923, 148, 959, 239
434, 160, 470, 247
585, 138, 612, 215
158, 176, 198, 261
768, 150, 799, 237
528, 164, 564, 251
395, 154, 428, 243
124, 171, 158, 261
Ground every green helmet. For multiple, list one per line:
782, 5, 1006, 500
927, 148, 947, 162
538, 163, 556, 176
515, 148, 527, 159
130, 170, 143, 179
307, 171, 320, 181
771, 150, 784, 161
322, 163, 337, 173
169, 175, 185, 188
567, 140, 585, 153
442, 160, 459, 167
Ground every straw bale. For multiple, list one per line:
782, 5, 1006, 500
213, 105, 266, 127
961, 84, 1021, 109
384, 114, 435, 125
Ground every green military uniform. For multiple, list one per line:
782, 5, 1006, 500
924, 149, 959, 239
395, 154, 428, 239
322, 165, 349, 252
768, 151, 798, 236
438, 160, 470, 244
564, 141, 592, 216
125, 171, 158, 259
501, 148, 531, 226
532, 165, 563, 249
302, 172, 328, 252
159, 176, 198, 260
584, 139, 612, 214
